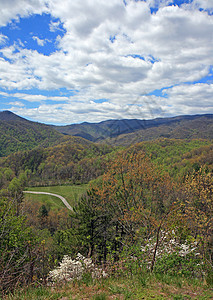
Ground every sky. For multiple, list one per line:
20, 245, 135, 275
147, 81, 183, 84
0, 0, 213, 125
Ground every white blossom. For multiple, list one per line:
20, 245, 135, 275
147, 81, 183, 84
141, 229, 200, 263
48, 253, 107, 284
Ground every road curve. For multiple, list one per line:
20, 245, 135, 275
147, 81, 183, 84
23, 191, 73, 212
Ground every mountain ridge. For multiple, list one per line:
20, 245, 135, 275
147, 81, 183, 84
1, 111, 213, 154
53, 113, 213, 142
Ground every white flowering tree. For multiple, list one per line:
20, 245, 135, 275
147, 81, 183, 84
48, 253, 107, 284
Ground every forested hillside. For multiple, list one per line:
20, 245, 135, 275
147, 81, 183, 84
0, 138, 212, 298
106, 115, 213, 146
1, 111, 213, 154
54, 114, 213, 143
0, 111, 67, 157
1, 137, 212, 187
0, 112, 212, 298
128, 139, 213, 178
0, 136, 114, 186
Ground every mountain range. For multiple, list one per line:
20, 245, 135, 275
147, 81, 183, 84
0, 110, 213, 156
53, 114, 213, 144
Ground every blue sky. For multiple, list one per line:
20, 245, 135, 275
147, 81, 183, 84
0, 0, 213, 125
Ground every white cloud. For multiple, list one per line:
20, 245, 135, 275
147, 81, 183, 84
143, 0, 174, 9
10, 98, 164, 124
32, 36, 46, 46
8, 82, 213, 124
0, 33, 8, 45
0, 0, 213, 123
0, 91, 71, 102
163, 83, 213, 107
0, 0, 48, 26
49, 20, 64, 32
8, 101, 24, 106
160, 83, 213, 116
183, 0, 213, 12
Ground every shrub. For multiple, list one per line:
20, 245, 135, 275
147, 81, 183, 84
141, 230, 204, 278
48, 253, 107, 284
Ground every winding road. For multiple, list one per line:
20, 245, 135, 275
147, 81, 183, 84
23, 191, 73, 212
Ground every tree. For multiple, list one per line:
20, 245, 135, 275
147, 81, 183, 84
0, 196, 38, 293
74, 189, 112, 263
183, 168, 213, 261
74, 150, 178, 264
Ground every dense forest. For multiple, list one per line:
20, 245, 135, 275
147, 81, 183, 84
0, 112, 212, 299
0, 111, 69, 157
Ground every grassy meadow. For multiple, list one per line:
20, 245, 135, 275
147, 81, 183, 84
4, 271, 213, 300
24, 184, 88, 209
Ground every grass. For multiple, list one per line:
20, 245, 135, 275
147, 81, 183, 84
24, 184, 88, 209
3, 272, 213, 300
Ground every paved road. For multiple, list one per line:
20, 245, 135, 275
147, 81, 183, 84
23, 191, 73, 211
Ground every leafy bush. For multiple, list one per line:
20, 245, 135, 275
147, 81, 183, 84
154, 251, 202, 277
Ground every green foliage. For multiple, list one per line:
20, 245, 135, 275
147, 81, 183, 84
1, 114, 213, 297
206, 268, 213, 286
4, 168, 14, 181
72, 189, 108, 259
0, 118, 66, 157
93, 293, 107, 300
154, 252, 202, 277
39, 204, 49, 217
0, 139, 114, 185
8, 177, 22, 194
52, 229, 78, 259
81, 272, 94, 286
3, 271, 213, 300
0, 196, 38, 293
73, 151, 178, 264
5, 285, 63, 300
127, 139, 213, 179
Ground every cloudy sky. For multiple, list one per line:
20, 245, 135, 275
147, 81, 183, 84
0, 0, 213, 125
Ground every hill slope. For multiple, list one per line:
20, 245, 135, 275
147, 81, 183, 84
0, 135, 113, 185
0, 111, 67, 157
